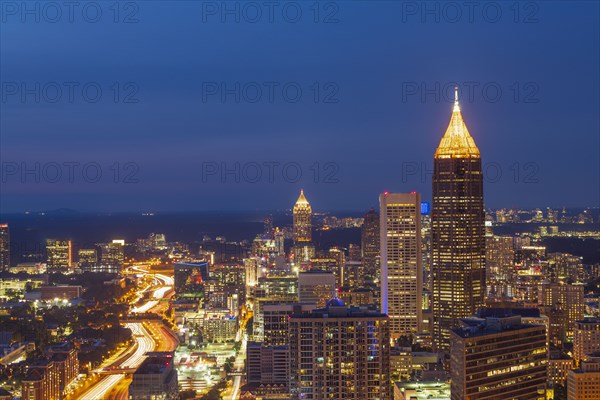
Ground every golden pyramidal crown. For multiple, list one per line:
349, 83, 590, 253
434, 88, 480, 159
294, 189, 311, 207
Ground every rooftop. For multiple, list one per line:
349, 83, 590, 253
394, 380, 450, 400
135, 355, 173, 375
451, 316, 543, 338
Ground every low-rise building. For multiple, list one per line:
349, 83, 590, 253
129, 352, 178, 400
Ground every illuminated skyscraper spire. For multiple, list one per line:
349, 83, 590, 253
434, 87, 480, 159
432, 95, 485, 352
293, 189, 312, 243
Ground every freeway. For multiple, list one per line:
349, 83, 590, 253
77, 265, 177, 399
79, 323, 156, 400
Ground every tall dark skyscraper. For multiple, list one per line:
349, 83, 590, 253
293, 190, 314, 263
0, 224, 9, 270
361, 208, 380, 281
432, 90, 485, 351
293, 189, 312, 243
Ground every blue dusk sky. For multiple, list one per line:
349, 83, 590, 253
1, 1, 598, 212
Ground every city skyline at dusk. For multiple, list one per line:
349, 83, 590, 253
1, 2, 599, 400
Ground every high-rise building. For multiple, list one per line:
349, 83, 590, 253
0, 224, 9, 270
485, 235, 515, 299
289, 298, 391, 400
567, 354, 600, 400
99, 240, 125, 270
298, 270, 336, 307
293, 189, 312, 243
450, 314, 547, 400
254, 276, 298, 299
261, 302, 316, 346
246, 342, 289, 388
77, 249, 97, 272
348, 243, 361, 262
293, 189, 314, 263
46, 240, 72, 270
361, 208, 380, 280
432, 90, 485, 351
573, 317, 600, 367
380, 192, 422, 339
538, 281, 585, 346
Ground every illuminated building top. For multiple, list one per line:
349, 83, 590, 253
294, 189, 310, 208
434, 88, 481, 159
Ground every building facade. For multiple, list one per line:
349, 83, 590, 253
289, 299, 391, 400
450, 315, 547, 400
574, 318, 600, 367
0, 224, 9, 270
129, 353, 178, 400
567, 354, 600, 400
46, 240, 72, 270
298, 271, 336, 308
293, 190, 314, 263
380, 192, 422, 339
432, 91, 485, 352
361, 208, 380, 280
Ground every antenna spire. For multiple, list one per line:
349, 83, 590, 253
453, 86, 460, 112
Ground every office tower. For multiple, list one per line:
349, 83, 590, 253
274, 227, 285, 255
252, 298, 297, 342
261, 302, 316, 346
337, 287, 374, 306
298, 270, 336, 307
420, 210, 433, 291
246, 302, 317, 398
380, 192, 422, 339
77, 248, 97, 272
173, 261, 209, 299
548, 355, 573, 387
450, 314, 547, 400
293, 189, 312, 243
128, 352, 178, 400
289, 299, 391, 400
567, 354, 600, 400
293, 189, 314, 263
348, 243, 361, 262
254, 276, 298, 299
432, 90, 485, 352
538, 281, 585, 346
45, 240, 72, 269
244, 257, 259, 297
485, 235, 515, 299
361, 208, 380, 280
574, 318, 600, 367
0, 224, 9, 270
246, 342, 289, 387
100, 240, 125, 269
547, 252, 584, 283
328, 246, 346, 287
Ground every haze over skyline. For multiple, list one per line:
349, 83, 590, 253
1, 1, 598, 212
